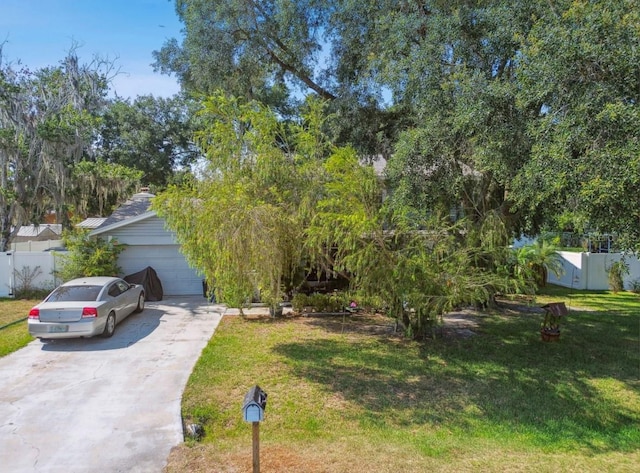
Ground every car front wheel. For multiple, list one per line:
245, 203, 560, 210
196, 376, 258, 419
102, 312, 116, 338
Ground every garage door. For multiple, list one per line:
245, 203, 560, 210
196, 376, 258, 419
118, 245, 202, 296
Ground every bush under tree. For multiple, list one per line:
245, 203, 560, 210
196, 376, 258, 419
56, 229, 124, 281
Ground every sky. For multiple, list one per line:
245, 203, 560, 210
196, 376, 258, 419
0, 0, 183, 99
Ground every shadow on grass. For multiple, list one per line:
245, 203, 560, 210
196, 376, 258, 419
274, 307, 640, 454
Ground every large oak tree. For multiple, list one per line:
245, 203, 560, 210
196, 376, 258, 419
0, 52, 141, 251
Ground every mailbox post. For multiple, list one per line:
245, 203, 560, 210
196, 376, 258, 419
242, 385, 267, 473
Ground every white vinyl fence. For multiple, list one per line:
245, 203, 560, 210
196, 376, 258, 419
547, 251, 640, 290
0, 251, 64, 297
10, 239, 63, 252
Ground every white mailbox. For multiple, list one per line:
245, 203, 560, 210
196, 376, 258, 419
242, 385, 267, 423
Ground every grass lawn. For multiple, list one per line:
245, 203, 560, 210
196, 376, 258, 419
0, 298, 37, 357
165, 286, 640, 472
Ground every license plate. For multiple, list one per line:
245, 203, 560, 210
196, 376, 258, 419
48, 325, 68, 333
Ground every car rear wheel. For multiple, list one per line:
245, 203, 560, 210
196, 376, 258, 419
102, 312, 116, 338
135, 293, 145, 313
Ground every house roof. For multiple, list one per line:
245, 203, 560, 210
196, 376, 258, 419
16, 224, 62, 238
90, 191, 157, 236
76, 217, 108, 229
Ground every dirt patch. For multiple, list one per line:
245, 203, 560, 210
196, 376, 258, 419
230, 305, 496, 339
165, 444, 329, 473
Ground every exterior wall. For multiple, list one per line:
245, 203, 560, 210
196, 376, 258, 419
0, 252, 63, 297
98, 216, 178, 246
548, 251, 640, 290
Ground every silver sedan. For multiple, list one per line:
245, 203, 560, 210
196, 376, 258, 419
28, 277, 145, 340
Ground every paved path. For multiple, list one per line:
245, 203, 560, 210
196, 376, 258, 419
0, 297, 223, 473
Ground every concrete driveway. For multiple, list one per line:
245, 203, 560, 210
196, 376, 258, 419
0, 297, 223, 473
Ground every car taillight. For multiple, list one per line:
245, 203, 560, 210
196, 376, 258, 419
28, 308, 40, 320
81, 307, 98, 318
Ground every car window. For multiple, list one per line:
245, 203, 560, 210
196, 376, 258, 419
116, 281, 129, 293
46, 285, 102, 302
108, 284, 122, 298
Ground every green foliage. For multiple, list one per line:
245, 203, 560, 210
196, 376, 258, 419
99, 95, 200, 189
291, 293, 310, 312
153, 0, 334, 104
512, 0, 640, 249
607, 260, 629, 293
386, 1, 538, 233
151, 0, 640, 329
154, 93, 322, 311
512, 241, 564, 292
307, 293, 347, 313
158, 91, 543, 337
155, 0, 640, 251
57, 229, 125, 281
72, 160, 142, 216
306, 150, 523, 338
0, 51, 140, 251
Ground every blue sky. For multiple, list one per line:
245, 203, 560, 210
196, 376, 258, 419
0, 0, 183, 98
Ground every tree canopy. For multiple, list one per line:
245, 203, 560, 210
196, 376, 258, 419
154, 94, 530, 337
155, 0, 640, 250
511, 0, 640, 250
0, 49, 202, 251
98, 94, 200, 190
0, 52, 125, 251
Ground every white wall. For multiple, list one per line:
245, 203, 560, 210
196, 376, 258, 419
0, 252, 63, 297
548, 251, 640, 290
548, 251, 586, 289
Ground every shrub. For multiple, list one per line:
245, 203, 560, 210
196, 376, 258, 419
353, 294, 386, 313
629, 279, 640, 294
291, 293, 311, 312
607, 260, 629, 293
57, 229, 125, 281
295, 292, 348, 313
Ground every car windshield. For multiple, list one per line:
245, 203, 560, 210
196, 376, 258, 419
46, 285, 102, 302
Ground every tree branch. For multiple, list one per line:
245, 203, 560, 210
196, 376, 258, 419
264, 47, 336, 100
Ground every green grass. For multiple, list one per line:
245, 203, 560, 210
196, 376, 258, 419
166, 287, 640, 472
0, 298, 37, 357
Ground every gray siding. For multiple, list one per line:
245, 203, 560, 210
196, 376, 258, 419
101, 216, 178, 246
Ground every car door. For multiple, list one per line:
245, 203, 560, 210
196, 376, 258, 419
115, 280, 137, 316
107, 282, 125, 320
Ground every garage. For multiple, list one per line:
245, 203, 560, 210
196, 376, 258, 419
89, 191, 203, 296
118, 245, 202, 296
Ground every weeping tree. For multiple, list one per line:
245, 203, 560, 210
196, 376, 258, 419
153, 93, 325, 312
72, 160, 143, 217
0, 51, 140, 251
